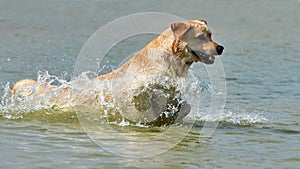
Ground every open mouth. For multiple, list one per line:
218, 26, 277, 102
187, 47, 215, 64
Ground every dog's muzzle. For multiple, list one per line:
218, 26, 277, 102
187, 44, 224, 64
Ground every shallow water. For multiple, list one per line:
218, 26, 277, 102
1, 0, 300, 168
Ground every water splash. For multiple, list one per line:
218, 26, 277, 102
195, 110, 268, 126
0, 70, 268, 126
0, 71, 74, 119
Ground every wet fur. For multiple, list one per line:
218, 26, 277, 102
12, 19, 223, 126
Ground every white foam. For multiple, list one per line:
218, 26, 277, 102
0, 70, 268, 126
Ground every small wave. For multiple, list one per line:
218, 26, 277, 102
193, 110, 268, 127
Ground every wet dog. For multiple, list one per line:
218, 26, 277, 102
13, 19, 224, 126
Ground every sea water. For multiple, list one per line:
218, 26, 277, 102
0, 0, 299, 168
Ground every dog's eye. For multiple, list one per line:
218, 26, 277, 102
197, 34, 206, 40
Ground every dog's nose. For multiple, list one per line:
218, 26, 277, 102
216, 45, 224, 55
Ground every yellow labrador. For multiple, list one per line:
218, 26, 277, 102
13, 19, 224, 126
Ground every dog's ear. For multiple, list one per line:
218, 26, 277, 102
171, 22, 191, 40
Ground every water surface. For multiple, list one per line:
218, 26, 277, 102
0, 0, 300, 168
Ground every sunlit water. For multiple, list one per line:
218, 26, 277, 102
0, 0, 299, 168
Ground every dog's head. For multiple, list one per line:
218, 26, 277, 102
171, 19, 224, 65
